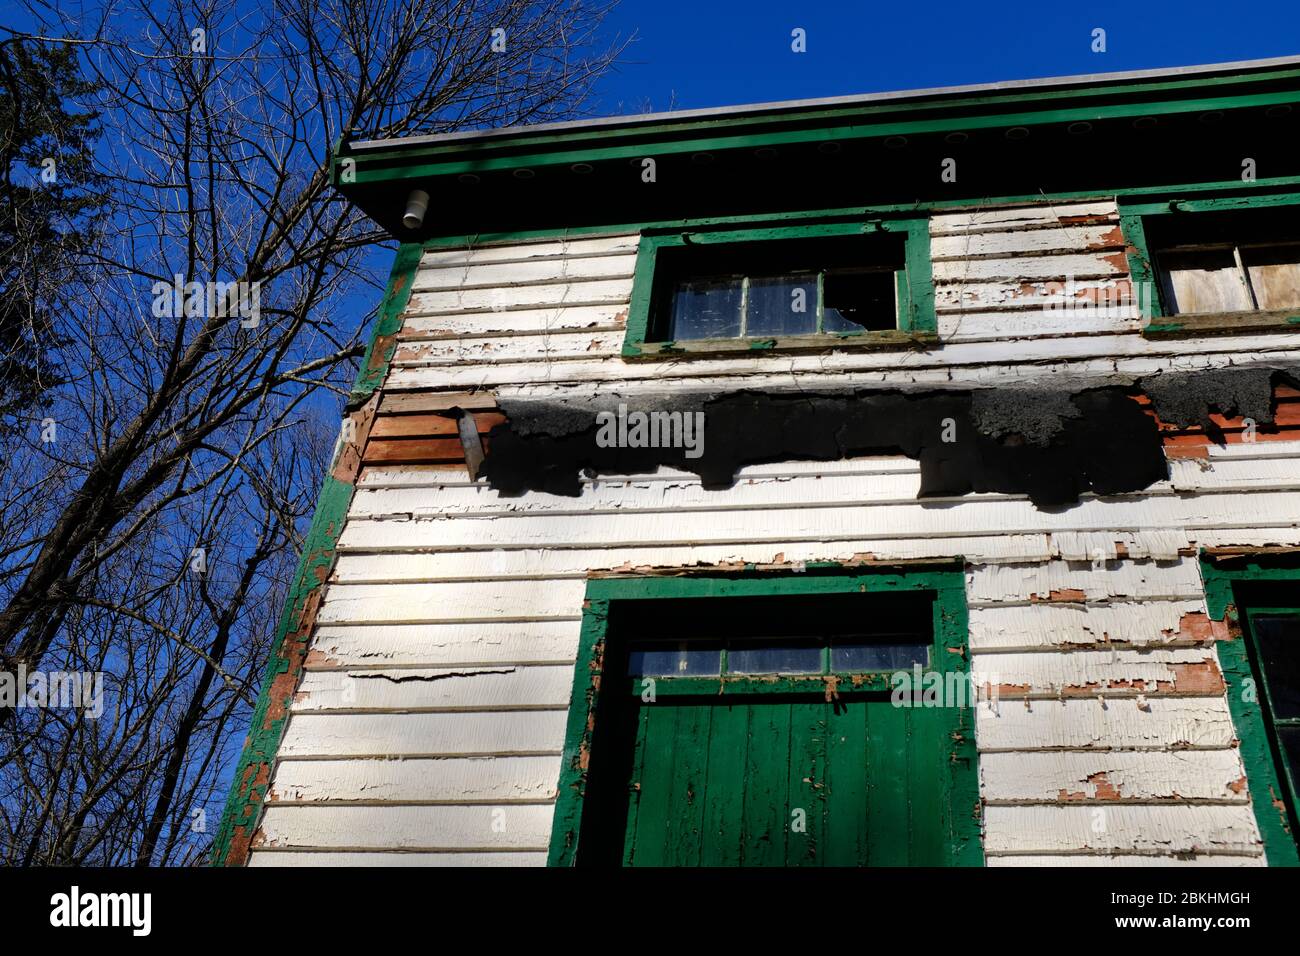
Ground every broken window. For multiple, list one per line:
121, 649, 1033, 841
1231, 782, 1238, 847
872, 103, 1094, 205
651, 234, 906, 341
1149, 208, 1300, 316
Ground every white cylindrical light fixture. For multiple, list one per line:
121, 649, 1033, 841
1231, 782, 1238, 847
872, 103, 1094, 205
402, 189, 430, 230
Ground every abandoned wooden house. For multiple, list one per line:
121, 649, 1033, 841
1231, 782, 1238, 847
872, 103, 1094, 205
215, 57, 1300, 867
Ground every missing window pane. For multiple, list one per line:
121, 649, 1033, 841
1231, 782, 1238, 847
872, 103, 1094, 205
1158, 248, 1252, 315
668, 279, 742, 340
822, 270, 898, 332
745, 275, 818, 336
1242, 245, 1300, 311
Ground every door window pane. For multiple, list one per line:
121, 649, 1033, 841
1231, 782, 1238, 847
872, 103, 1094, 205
744, 275, 817, 336
831, 636, 929, 671
628, 642, 722, 677
726, 641, 822, 674
669, 279, 742, 340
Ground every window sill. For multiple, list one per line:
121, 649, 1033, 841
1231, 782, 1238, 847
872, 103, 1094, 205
622, 329, 940, 360
1142, 309, 1300, 339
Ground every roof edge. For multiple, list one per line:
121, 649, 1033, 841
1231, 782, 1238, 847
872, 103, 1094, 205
347, 54, 1300, 153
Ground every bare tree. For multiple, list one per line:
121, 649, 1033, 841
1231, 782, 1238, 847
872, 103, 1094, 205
0, 0, 622, 864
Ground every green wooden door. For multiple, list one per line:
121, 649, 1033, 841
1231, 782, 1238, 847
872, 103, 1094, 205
620, 690, 952, 867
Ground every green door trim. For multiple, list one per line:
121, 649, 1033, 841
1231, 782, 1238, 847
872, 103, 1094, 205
1200, 551, 1300, 866
546, 568, 983, 867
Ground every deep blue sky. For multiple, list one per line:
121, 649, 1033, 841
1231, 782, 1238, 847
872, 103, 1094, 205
590, 0, 1300, 115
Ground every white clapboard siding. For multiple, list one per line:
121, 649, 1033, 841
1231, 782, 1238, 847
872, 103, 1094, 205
408, 277, 633, 316
291, 665, 574, 714
969, 648, 1223, 697
930, 223, 1122, 260
419, 234, 638, 267
932, 251, 1126, 282
928, 200, 1117, 235
938, 308, 1141, 341
345, 464, 1300, 523
256, 805, 553, 850
249, 851, 547, 867
267, 755, 560, 804
411, 253, 635, 292
249, 201, 1300, 865
967, 558, 1204, 605
968, 601, 1208, 652
982, 805, 1262, 855
979, 750, 1248, 804
394, 330, 630, 366
975, 697, 1236, 752
330, 536, 1057, 585
466, 351, 1294, 399
401, 304, 628, 338
276, 711, 568, 759
335, 490, 1300, 552
386, 337, 1300, 390
934, 278, 1131, 313
316, 580, 587, 625
309, 621, 581, 668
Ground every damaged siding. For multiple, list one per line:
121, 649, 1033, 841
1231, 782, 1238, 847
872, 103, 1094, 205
242, 203, 1300, 866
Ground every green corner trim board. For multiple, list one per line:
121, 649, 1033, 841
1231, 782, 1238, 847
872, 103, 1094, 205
1199, 552, 1300, 866
210, 243, 422, 866
547, 569, 983, 868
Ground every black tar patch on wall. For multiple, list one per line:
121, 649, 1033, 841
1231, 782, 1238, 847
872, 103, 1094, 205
477, 366, 1300, 509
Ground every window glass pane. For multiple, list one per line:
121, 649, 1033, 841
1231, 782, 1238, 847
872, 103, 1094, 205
744, 275, 817, 336
1158, 248, 1252, 314
628, 642, 722, 677
669, 279, 742, 340
1278, 726, 1300, 788
823, 270, 898, 332
831, 636, 929, 671
1253, 614, 1300, 719
1242, 245, 1300, 311
726, 641, 822, 675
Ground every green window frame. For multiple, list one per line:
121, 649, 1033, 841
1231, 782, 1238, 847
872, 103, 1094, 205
1120, 191, 1300, 338
621, 217, 936, 359
1200, 551, 1300, 866
547, 567, 981, 867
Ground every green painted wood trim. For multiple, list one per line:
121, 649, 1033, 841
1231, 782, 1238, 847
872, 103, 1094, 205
1119, 189, 1300, 335
211, 244, 422, 866
410, 174, 1300, 253
547, 568, 981, 867
620, 216, 934, 359
343, 66, 1300, 173
350, 242, 423, 403
1199, 553, 1300, 866
338, 77, 1300, 186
